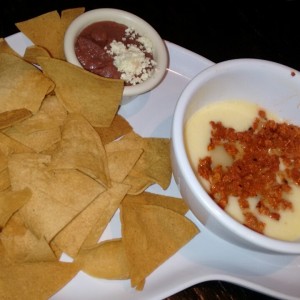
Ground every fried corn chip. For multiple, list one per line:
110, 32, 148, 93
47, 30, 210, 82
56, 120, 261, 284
0, 150, 7, 172
0, 38, 20, 57
80, 182, 130, 250
0, 169, 10, 192
58, 7, 86, 60
3, 110, 62, 153
94, 114, 133, 145
8, 153, 104, 241
0, 7, 199, 296
15, 8, 85, 60
122, 191, 189, 215
105, 131, 172, 194
106, 148, 143, 183
23, 45, 51, 64
0, 260, 80, 299
0, 132, 35, 155
48, 113, 111, 187
0, 53, 54, 114
76, 239, 130, 280
39, 94, 68, 126
1, 213, 57, 263
37, 56, 124, 127
120, 203, 199, 289
52, 182, 129, 258
17, 8, 85, 61
0, 188, 31, 229
15, 10, 62, 58
0, 108, 32, 130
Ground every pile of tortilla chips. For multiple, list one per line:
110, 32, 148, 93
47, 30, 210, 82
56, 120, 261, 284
0, 8, 199, 299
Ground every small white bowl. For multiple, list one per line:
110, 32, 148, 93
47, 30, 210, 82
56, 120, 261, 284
171, 58, 300, 254
64, 8, 168, 105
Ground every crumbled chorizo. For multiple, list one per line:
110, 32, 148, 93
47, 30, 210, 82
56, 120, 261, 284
198, 109, 300, 234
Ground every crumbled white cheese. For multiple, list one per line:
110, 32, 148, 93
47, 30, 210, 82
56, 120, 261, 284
106, 28, 156, 85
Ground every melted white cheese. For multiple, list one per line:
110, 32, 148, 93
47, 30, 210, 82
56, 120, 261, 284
185, 99, 300, 241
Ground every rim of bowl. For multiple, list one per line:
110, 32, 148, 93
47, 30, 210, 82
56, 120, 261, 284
172, 58, 300, 254
64, 8, 168, 97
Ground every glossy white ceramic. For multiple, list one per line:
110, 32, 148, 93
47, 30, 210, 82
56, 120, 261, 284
171, 58, 300, 254
5, 32, 300, 300
63, 8, 169, 105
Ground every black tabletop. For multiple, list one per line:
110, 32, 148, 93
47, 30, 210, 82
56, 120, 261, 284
1, 1, 298, 299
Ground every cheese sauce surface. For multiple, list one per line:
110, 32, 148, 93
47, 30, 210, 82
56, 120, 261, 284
185, 99, 300, 241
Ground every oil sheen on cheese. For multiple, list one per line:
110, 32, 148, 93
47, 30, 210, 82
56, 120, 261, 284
184, 99, 300, 241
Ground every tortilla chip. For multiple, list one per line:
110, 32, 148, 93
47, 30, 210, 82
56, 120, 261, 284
0, 132, 34, 155
16, 8, 85, 61
0, 149, 8, 172
0, 260, 80, 299
80, 182, 130, 250
122, 191, 189, 215
61, 7, 85, 28
0, 38, 20, 56
39, 94, 68, 126
0, 188, 31, 229
106, 132, 172, 194
0, 53, 54, 114
15, 10, 62, 59
3, 110, 62, 153
8, 153, 104, 241
120, 203, 199, 289
0, 108, 32, 130
37, 56, 124, 127
106, 148, 143, 183
76, 239, 130, 280
1, 213, 57, 263
0, 169, 10, 192
94, 114, 133, 145
23, 45, 51, 64
49, 113, 111, 187
59, 7, 86, 60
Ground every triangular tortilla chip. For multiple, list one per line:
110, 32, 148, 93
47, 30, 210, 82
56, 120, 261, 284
106, 148, 143, 183
1, 213, 57, 263
106, 132, 172, 194
122, 191, 189, 215
0, 188, 31, 228
0, 108, 32, 130
0, 53, 54, 114
8, 153, 104, 241
49, 113, 111, 187
0, 37, 20, 57
37, 56, 124, 127
0, 169, 10, 192
120, 203, 199, 289
0, 260, 80, 299
0, 132, 35, 155
15, 10, 62, 59
3, 110, 62, 153
59, 7, 86, 60
94, 114, 133, 145
23, 45, 51, 64
80, 182, 130, 250
76, 238, 130, 280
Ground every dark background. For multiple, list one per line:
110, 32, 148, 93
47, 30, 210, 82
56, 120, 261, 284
1, 1, 298, 299
1, 0, 300, 70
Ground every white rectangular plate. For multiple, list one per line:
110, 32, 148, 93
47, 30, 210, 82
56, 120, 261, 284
5, 32, 300, 300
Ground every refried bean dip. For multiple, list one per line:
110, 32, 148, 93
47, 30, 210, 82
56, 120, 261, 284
185, 100, 300, 241
74, 21, 156, 86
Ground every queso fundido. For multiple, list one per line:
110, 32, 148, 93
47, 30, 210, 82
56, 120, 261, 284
185, 100, 300, 241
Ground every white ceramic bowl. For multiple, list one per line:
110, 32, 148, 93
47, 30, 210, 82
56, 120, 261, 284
171, 58, 300, 254
64, 8, 168, 105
